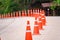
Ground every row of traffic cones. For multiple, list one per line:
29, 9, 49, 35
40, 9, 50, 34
39, 10, 46, 26
0, 9, 44, 18
0, 10, 46, 40
25, 10, 46, 40
33, 10, 46, 35
25, 20, 39, 40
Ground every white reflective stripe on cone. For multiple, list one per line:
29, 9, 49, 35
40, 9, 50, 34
34, 25, 38, 27
26, 30, 31, 32
38, 16, 41, 18
27, 24, 30, 26
34, 20, 37, 22
41, 14, 44, 16
38, 21, 42, 23
42, 18, 45, 19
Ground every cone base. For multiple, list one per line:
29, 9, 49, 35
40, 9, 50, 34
25, 32, 32, 40
33, 33, 40, 35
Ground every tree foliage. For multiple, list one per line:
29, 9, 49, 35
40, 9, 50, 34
50, 0, 60, 16
0, 0, 30, 14
50, 0, 60, 10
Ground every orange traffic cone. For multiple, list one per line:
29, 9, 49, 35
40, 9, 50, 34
0, 14, 1, 18
25, 21, 32, 40
37, 9, 39, 13
15, 11, 19, 17
1, 14, 2, 18
40, 10, 46, 26
41, 10, 45, 16
10, 12, 13, 17
13, 12, 15, 17
41, 16, 46, 26
33, 18, 40, 35
39, 9, 41, 15
33, 9, 39, 18
1, 14, 3, 18
24, 10, 27, 16
3, 14, 6, 18
2, 14, 4, 18
7, 13, 10, 18
32, 9, 35, 16
6, 13, 8, 18
30, 9, 33, 17
0, 14, 2, 18
21, 10, 25, 17
38, 16, 44, 30
28, 10, 31, 16
19, 11, 21, 16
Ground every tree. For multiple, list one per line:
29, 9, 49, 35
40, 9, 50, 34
50, 0, 60, 16
0, 0, 29, 14
0, 0, 13, 14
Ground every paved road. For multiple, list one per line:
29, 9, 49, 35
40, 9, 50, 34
0, 17, 60, 40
